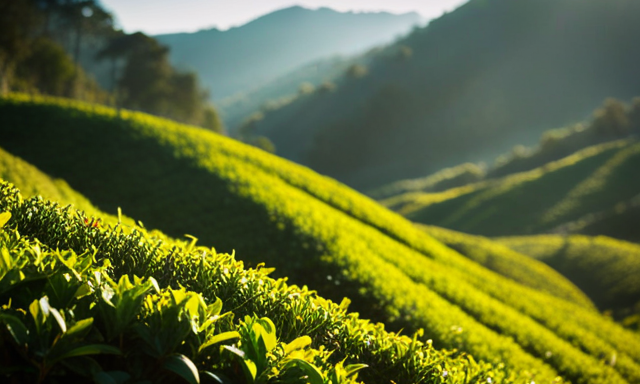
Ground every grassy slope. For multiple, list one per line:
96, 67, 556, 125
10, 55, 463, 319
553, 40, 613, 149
498, 235, 640, 318
367, 163, 486, 201
1, 181, 517, 384
389, 140, 640, 238
0, 146, 101, 216
416, 225, 594, 309
1, 95, 640, 383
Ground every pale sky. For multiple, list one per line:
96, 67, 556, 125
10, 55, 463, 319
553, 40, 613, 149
99, 0, 468, 35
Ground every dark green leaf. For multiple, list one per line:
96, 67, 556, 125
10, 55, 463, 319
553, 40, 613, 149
52, 344, 121, 363
0, 313, 29, 346
163, 354, 200, 384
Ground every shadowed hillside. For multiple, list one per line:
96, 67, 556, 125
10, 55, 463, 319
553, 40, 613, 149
384, 139, 640, 242
1, 95, 640, 383
249, 0, 640, 189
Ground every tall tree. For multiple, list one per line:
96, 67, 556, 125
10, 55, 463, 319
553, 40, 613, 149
57, 0, 113, 95
0, 0, 40, 93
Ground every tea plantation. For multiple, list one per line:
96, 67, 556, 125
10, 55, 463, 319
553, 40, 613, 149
0, 181, 510, 384
382, 140, 640, 238
1, 94, 639, 383
498, 235, 640, 320
415, 225, 593, 309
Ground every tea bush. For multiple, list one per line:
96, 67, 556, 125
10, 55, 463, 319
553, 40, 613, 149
0, 181, 514, 384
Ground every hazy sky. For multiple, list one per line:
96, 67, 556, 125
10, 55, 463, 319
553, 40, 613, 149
100, 0, 468, 35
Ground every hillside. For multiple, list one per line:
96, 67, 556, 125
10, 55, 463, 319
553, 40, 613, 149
2, 95, 640, 383
218, 54, 367, 133
416, 225, 594, 309
383, 139, 640, 241
249, 0, 640, 189
155, 6, 421, 100
1, 180, 518, 384
370, 96, 640, 200
498, 235, 640, 320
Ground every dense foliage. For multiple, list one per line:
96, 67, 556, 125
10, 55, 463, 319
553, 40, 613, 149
0, 0, 222, 132
0, 181, 514, 384
498, 235, 640, 321
416, 225, 593, 309
2, 95, 640, 383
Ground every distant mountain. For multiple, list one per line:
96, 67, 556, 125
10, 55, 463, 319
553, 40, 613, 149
155, 6, 422, 100
217, 54, 365, 132
251, 0, 640, 190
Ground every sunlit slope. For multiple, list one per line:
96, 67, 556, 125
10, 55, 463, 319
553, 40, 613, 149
0, 146, 97, 214
498, 235, 640, 318
416, 225, 594, 309
367, 163, 486, 201
0, 181, 517, 384
2, 96, 640, 383
389, 140, 640, 237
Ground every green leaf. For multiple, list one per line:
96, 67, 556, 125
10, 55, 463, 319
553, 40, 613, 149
163, 354, 200, 384
200, 371, 234, 384
74, 283, 93, 299
53, 344, 121, 362
93, 371, 131, 384
284, 336, 311, 355
30, 298, 47, 335
0, 247, 12, 270
344, 364, 368, 377
255, 317, 277, 352
0, 212, 11, 228
208, 297, 223, 317
283, 359, 324, 384
198, 331, 240, 353
63, 318, 94, 341
241, 359, 257, 382
0, 313, 28, 346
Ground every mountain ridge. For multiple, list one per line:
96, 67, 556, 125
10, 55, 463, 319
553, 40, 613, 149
154, 6, 422, 100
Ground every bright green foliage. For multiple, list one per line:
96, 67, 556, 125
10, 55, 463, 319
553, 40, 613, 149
391, 140, 640, 238
368, 163, 486, 201
417, 225, 594, 309
0, 146, 118, 222
1, 95, 640, 383
0, 181, 514, 384
498, 235, 640, 320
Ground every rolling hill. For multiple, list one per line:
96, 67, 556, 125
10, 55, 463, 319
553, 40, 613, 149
383, 139, 640, 241
218, 54, 366, 133
498, 235, 640, 320
1, 180, 516, 384
155, 6, 421, 101
248, 0, 640, 190
1, 94, 640, 383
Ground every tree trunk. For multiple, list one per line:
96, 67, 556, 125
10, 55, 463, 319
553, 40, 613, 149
71, 22, 83, 98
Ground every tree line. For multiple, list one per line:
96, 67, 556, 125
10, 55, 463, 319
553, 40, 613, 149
0, 0, 223, 132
